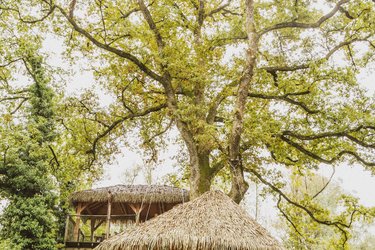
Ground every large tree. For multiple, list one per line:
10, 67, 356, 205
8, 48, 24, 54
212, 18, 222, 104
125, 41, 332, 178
2, 0, 375, 247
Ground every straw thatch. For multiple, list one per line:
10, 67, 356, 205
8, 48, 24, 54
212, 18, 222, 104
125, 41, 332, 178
95, 190, 283, 250
70, 185, 189, 204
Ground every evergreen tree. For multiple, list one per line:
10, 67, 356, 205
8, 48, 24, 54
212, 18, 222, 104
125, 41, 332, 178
0, 55, 58, 249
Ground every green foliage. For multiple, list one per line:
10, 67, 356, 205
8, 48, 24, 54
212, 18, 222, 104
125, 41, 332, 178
0, 1, 115, 248
0, 196, 57, 250
0, 239, 15, 250
277, 173, 375, 249
28, 55, 56, 143
0, 50, 59, 248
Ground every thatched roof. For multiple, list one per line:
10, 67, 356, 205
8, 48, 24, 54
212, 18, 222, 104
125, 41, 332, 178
95, 190, 283, 250
70, 185, 189, 204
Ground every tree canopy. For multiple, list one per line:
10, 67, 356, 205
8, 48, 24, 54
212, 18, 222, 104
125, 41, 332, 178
1, 0, 375, 248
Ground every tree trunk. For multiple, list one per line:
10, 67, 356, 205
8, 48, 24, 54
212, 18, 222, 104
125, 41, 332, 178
189, 152, 212, 199
229, 161, 249, 203
228, 0, 258, 203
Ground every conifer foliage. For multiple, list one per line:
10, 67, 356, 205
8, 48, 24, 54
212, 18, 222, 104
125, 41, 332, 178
0, 55, 58, 249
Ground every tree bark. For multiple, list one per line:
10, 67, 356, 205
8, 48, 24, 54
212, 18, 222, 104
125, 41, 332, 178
228, 0, 258, 203
189, 152, 212, 199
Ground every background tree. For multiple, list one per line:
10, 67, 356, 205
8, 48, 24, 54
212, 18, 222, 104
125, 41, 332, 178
276, 172, 375, 249
1, 0, 375, 247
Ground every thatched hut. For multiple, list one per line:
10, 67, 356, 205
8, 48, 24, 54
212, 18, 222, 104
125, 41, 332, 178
70, 184, 189, 218
65, 185, 189, 249
95, 190, 283, 250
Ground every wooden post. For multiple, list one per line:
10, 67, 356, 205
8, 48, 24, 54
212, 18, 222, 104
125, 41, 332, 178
64, 215, 70, 243
136, 212, 140, 225
72, 203, 88, 242
73, 203, 82, 241
105, 191, 112, 239
90, 218, 95, 242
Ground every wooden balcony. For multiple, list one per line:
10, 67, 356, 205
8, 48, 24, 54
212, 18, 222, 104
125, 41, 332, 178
64, 214, 136, 249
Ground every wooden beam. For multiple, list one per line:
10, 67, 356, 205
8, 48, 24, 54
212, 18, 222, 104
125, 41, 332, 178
90, 218, 95, 242
129, 203, 145, 225
88, 201, 104, 212
72, 202, 91, 242
145, 202, 152, 221
73, 203, 82, 241
119, 202, 127, 215
128, 203, 143, 213
94, 219, 105, 231
78, 202, 90, 213
105, 191, 112, 239
64, 215, 70, 243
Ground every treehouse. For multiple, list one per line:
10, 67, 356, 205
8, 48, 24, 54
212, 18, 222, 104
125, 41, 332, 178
64, 184, 189, 249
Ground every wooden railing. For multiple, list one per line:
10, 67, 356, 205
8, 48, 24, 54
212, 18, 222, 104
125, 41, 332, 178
64, 214, 136, 247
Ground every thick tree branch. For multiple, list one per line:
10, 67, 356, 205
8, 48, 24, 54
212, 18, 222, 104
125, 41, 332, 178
261, 64, 309, 74
282, 126, 375, 149
118, 7, 140, 19
88, 103, 167, 156
280, 135, 375, 167
206, 95, 226, 124
134, 1, 177, 124
261, 28, 372, 75
10, 98, 29, 114
245, 166, 352, 230
206, 1, 231, 18
137, 0, 164, 51
142, 119, 173, 145
228, 0, 257, 203
0, 3, 55, 24
312, 167, 335, 200
339, 6, 354, 19
325, 36, 372, 59
0, 58, 22, 68
209, 158, 226, 177
197, 0, 205, 27
207, 79, 240, 124
56, 6, 164, 83
277, 195, 305, 238
48, 145, 60, 168
0, 96, 29, 102
68, 0, 76, 18
259, 0, 350, 36
248, 91, 319, 114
